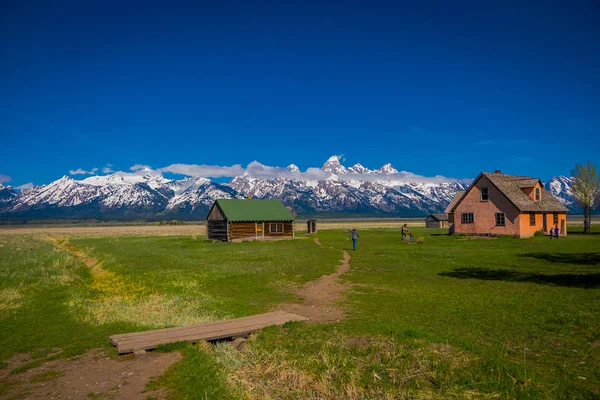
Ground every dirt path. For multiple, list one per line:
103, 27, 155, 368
1, 349, 181, 400
3, 236, 182, 400
274, 237, 352, 322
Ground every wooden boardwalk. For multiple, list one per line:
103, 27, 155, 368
110, 311, 307, 354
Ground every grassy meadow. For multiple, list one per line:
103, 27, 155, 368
0, 225, 599, 399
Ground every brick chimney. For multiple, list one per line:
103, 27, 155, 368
494, 170, 502, 174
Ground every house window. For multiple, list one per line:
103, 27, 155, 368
495, 212, 506, 226
461, 213, 474, 223
481, 187, 489, 201
529, 213, 536, 226
270, 223, 283, 233
553, 213, 558, 224
535, 188, 540, 201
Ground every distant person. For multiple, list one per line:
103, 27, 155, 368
554, 224, 560, 239
409, 232, 414, 242
401, 224, 408, 241
349, 228, 360, 251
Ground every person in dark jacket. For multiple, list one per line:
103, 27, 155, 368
349, 228, 360, 251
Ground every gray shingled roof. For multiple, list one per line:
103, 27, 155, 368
427, 213, 448, 221
481, 172, 568, 212
444, 190, 465, 214
517, 178, 539, 188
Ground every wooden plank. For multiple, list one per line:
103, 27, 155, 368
115, 313, 305, 353
110, 311, 307, 354
110, 311, 295, 343
111, 312, 298, 347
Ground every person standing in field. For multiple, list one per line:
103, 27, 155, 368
401, 224, 408, 241
349, 228, 359, 251
554, 224, 560, 239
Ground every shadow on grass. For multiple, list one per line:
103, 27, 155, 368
518, 252, 600, 265
439, 267, 600, 288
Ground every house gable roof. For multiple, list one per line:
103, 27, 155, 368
444, 190, 465, 214
208, 199, 294, 222
450, 172, 568, 213
426, 214, 448, 221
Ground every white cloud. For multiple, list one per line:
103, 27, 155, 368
0, 174, 11, 183
69, 168, 98, 175
130, 164, 152, 171
339, 172, 464, 184
154, 160, 464, 184
242, 161, 463, 184
158, 163, 245, 178
64, 158, 468, 184
16, 182, 34, 190
243, 161, 329, 181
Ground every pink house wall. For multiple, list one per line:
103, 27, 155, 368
453, 175, 521, 236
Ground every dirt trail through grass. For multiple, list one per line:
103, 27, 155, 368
1, 349, 181, 400
10, 235, 183, 400
274, 237, 352, 322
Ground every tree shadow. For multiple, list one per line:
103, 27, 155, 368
518, 252, 600, 265
438, 267, 600, 288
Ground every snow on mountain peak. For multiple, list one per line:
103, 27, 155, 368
378, 163, 398, 174
286, 164, 300, 172
348, 163, 371, 174
321, 155, 348, 175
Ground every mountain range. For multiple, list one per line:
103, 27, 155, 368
0, 156, 581, 220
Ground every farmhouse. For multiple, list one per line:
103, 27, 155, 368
206, 199, 295, 241
425, 214, 449, 228
447, 171, 568, 238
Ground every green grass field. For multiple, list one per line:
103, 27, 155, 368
0, 227, 598, 399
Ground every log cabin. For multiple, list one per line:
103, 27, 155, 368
206, 199, 295, 241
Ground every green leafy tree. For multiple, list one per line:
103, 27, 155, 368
571, 162, 600, 234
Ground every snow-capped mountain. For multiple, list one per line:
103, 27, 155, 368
1, 172, 238, 219
0, 158, 579, 220
0, 184, 17, 204
545, 176, 579, 211
321, 155, 348, 175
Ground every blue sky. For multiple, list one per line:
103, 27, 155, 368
1, 1, 599, 188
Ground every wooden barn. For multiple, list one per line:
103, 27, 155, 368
425, 214, 449, 228
206, 199, 295, 242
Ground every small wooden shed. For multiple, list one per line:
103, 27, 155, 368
425, 214, 449, 228
206, 199, 295, 241
307, 219, 317, 233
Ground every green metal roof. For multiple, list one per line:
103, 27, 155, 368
213, 199, 294, 222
